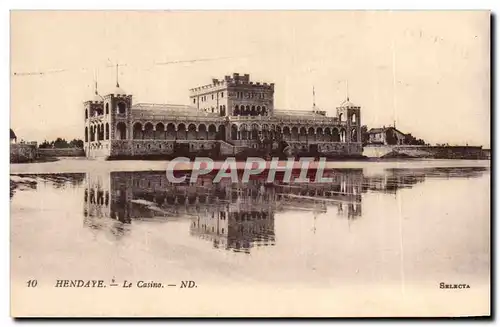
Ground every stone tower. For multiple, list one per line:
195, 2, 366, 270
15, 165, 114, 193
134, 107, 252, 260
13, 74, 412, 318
104, 67, 132, 157
336, 98, 361, 153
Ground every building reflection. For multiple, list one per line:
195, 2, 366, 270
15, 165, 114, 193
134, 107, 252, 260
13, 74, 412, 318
362, 170, 427, 194
361, 167, 488, 194
81, 166, 488, 252
82, 169, 364, 251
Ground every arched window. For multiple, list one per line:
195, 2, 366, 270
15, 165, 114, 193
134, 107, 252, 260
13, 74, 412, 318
166, 123, 176, 140
116, 122, 127, 140
85, 127, 88, 142
155, 123, 165, 140
133, 122, 143, 139
117, 102, 126, 114
351, 128, 358, 142
105, 123, 109, 140
105, 103, 109, 114
144, 123, 154, 139
85, 109, 88, 119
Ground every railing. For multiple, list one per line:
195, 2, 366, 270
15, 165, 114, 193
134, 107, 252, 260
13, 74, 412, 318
132, 114, 225, 121
133, 103, 196, 110
228, 115, 343, 125
88, 112, 349, 126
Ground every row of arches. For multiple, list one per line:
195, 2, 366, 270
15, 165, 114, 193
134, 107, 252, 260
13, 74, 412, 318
233, 105, 268, 116
338, 112, 358, 123
85, 102, 127, 120
86, 124, 110, 142
230, 124, 357, 142
86, 122, 359, 143
131, 122, 226, 140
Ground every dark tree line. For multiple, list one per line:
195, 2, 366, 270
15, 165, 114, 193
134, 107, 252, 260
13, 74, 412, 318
39, 138, 84, 149
403, 133, 427, 146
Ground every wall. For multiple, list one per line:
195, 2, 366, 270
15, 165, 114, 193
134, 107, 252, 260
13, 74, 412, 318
10, 143, 38, 163
106, 139, 363, 159
363, 144, 486, 159
38, 148, 85, 157
109, 139, 221, 158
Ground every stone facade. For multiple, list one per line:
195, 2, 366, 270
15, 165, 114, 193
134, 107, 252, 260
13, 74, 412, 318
84, 73, 362, 159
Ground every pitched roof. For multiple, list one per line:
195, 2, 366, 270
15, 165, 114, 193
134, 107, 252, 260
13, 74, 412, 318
338, 98, 359, 108
274, 109, 329, 118
131, 103, 219, 117
368, 126, 406, 135
368, 127, 386, 134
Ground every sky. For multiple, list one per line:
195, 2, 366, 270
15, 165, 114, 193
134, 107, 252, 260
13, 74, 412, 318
10, 11, 490, 147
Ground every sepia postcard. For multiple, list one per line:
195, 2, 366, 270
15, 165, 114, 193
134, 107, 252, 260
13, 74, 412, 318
10, 10, 491, 317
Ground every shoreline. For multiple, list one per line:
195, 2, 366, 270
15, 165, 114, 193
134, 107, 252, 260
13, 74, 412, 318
9, 157, 491, 175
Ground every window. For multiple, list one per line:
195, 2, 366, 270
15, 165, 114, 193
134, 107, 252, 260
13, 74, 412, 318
117, 102, 126, 114
193, 98, 196, 104
221, 92, 224, 98
212, 94, 214, 100
105, 103, 109, 114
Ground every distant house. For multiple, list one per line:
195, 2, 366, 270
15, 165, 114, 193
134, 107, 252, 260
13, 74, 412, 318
10, 129, 17, 144
367, 126, 406, 145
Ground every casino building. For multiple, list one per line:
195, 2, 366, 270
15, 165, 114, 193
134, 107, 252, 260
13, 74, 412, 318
84, 73, 362, 159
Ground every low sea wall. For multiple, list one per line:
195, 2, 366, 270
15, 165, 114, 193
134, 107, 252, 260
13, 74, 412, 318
364, 144, 487, 159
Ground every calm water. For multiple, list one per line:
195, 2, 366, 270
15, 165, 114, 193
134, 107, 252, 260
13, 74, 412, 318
11, 161, 490, 295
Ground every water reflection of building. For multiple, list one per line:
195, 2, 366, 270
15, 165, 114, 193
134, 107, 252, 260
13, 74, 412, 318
82, 166, 488, 250
82, 169, 364, 252
362, 170, 427, 194
361, 167, 488, 194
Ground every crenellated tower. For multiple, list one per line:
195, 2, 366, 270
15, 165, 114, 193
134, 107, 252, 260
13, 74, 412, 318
84, 65, 132, 159
336, 97, 361, 152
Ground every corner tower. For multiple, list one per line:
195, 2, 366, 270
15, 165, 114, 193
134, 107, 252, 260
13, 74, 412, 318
83, 81, 104, 157
337, 97, 361, 144
104, 82, 132, 140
